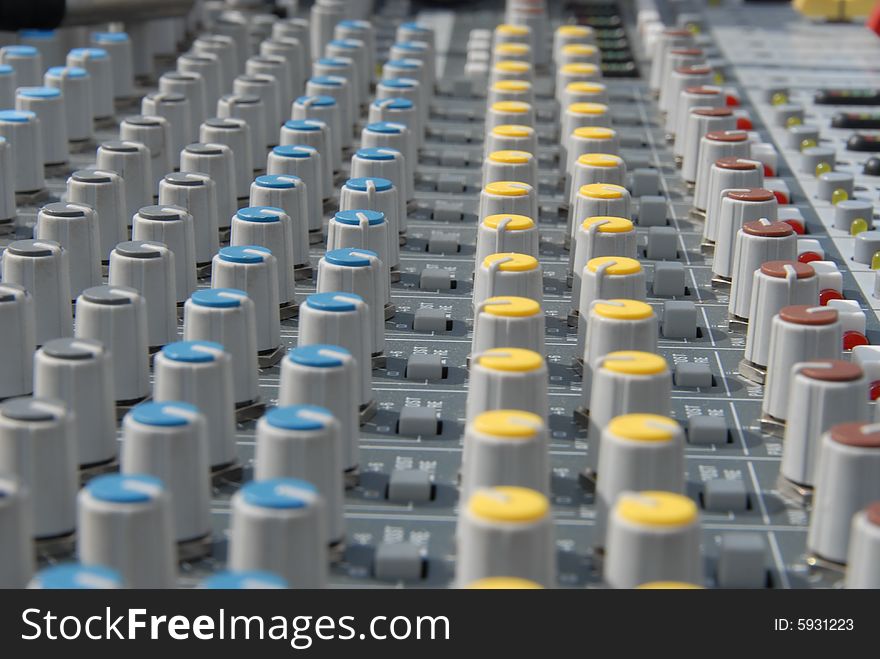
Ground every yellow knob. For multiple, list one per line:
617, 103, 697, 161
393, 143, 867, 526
483, 214, 534, 231
468, 486, 549, 523
481, 296, 541, 318
615, 491, 698, 527
492, 124, 533, 139
587, 256, 641, 275
578, 183, 626, 200
494, 60, 531, 74
637, 581, 703, 590
592, 299, 653, 320
484, 181, 532, 197
473, 410, 543, 438
561, 63, 599, 76
467, 577, 543, 589
491, 100, 531, 114
493, 80, 531, 93
569, 102, 608, 116
557, 25, 593, 38
601, 350, 668, 376
562, 44, 598, 57
496, 24, 530, 37
573, 126, 615, 140
577, 153, 622, 168
475, 347, 544, 372
607, 414, 680, 442
581, 216, 633, 233
488, 150, 532, 164
566, 81, 605, 94
482, 252, 539, 272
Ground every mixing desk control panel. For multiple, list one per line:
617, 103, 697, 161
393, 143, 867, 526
0, 0, 879, 590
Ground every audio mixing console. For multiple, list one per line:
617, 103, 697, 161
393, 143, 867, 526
0, 0, 879, 590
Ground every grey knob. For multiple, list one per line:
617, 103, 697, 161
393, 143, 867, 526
570, 217, 638, 302
712, 188, 779, 280
120, 115, 174, 191
35, 202, 102, 300
132, 204, 198, 303
472, 296, 545, 356
34, 338, 116, 469
44, 66, 93, 143
0, 397, 76, 541
576, 256, 646, 320
89, 32, 134, 99
473, 253, 543, 308
0, 284, 35, 399
158, 172, 220, 267
142, 92, 191, 168
180, 142, 237, 231
177, 51, 222, 115
681, 108, 736, 184
108, 241, 177, 349
96, 141, 153, 224
0, 476, 34, 587
728, 220, 797, 321
702, 158, 765, 244
75, 285, 150, 404
673, 86, 723, 156
1, 239, 72, 345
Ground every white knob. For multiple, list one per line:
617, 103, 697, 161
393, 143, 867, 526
29, 563, 122, 589
121, 401, 211, 549
0, 110, 44, 193
159, 172, 220, 268
34, 338, 116, 469
482, 150, 537, 191
743, 262, 819, 373
15, 86, 68, 166
66, 169, 127, 260
256, 405, 344, 545
579, 298, 659, 384
355, 135, 414, 206
0, 284, 35, 399
484, 124, 537, 157
0, 397, 76, 541
368, 97, 420, 149
199, 117, 253, 199
681, 108, 736, 184
703, 157, 765, 244
808, 423, 880, 564
77, 473, 177, 588
0, 135, 14, 222
0, 44, 43, 87
781, 361, 869, 489
375, 78, 423, 140
89, 32, 134, 99
558, 80, 607, 109
568, 183, 632, 249
672, 86, 723, 156
262, 38, 306, 107
728, 221, 798, 322
845, 503, 880, 588
604, 491, 702, 588
306, 76, 354, 149
44, 66, 93, 142
763, 306, 842, 423
328, 209, 397, 283
246, 56, 292, 125
229, 478, 327, 588
325, 39, 368, 108
712, 189, 779, 281
486, 100, 534, 131
456, 486, 555, 587
96, 140, 154, 223
1, 239, 72, 345
693, 129, 751, 212
75, 285, 150, 404
460, 410, 549, 502
0, 66, 15, 110
193, 34, 238, 92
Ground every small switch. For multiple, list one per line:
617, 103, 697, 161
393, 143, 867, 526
420, 268, 454, 290
406, 353, 444, 380
662, 300, 698, 338
675, 362, 713, 388
637, 195, 668, 226
374, 542, 424, 581
387, 469, 433, 503
398, 406, 440, 436
413, 307, 451, 332
646, 226, 679, 260
703, 479, 749, 512
688, 416, 729, 445
653, 262, 686, 297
